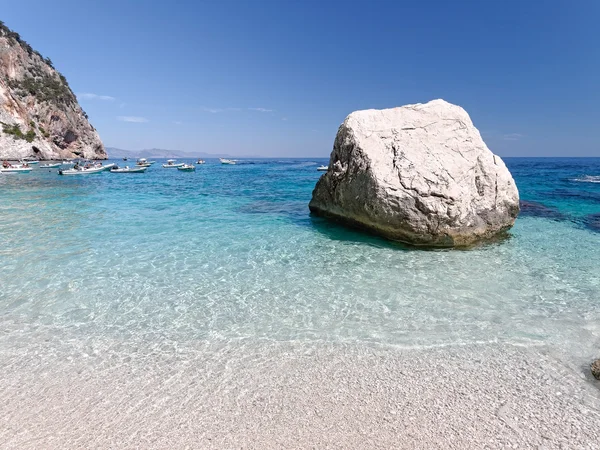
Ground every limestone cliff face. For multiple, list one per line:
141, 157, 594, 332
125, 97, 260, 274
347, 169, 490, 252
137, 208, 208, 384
0, 22, 106, 160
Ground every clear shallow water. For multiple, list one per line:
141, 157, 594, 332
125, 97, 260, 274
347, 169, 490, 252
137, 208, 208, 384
1, 158, 600, 362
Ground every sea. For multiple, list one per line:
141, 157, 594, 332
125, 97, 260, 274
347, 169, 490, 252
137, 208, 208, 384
1, 157, 599, 367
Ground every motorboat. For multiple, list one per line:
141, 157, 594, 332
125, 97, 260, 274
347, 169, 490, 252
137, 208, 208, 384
123, 157, 128, 161
220, 158, 236, 165
136, 158, 155, 167
21, 158, 39, 165
196, 159, 205, 165
59, 166, 105, 175
40, 163, 62, 169
58, 162, 114, 175
110, 165, 147, 173
177, 164, 196, 172
1, 166, 32, 173
163, 159, 184, 168
317, 165, 328, 171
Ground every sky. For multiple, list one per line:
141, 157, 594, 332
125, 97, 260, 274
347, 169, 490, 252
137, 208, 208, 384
2, 0, 599, 157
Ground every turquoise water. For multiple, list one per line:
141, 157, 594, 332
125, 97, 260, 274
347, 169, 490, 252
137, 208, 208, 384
1, 158, 600, 362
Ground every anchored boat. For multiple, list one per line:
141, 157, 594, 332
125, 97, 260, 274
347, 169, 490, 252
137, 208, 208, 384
136, 158, 155, 167
110, 165, 148, 173
177, 164, 196, 172
163, 159, 184, 168
58, 162, 114, 175
1, 166, 32, 173
317, 165, 328, 171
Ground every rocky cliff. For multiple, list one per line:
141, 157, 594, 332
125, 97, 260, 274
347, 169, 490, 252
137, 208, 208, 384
0, 21, 105, 160
309, 99, 520, 247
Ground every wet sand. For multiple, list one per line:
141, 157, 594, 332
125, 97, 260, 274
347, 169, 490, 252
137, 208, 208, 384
1, 340, 600, 449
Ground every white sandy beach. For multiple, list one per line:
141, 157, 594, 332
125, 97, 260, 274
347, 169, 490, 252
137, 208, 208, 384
2, 339, 600, 449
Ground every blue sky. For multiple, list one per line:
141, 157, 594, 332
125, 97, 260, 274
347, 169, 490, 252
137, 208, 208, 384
2, 0, 599, 157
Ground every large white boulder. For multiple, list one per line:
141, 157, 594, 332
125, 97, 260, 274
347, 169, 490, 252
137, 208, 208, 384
309, 99, 520, 247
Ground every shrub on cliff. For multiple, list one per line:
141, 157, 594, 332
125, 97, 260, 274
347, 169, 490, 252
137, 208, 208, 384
1, 122, 37, 143
9, 75, 75, 106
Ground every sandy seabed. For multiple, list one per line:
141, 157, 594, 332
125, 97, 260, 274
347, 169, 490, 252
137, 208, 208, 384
1, 339, 600, 449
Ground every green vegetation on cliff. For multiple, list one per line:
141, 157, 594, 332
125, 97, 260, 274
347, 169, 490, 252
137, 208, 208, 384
0, 122, 36, 143
8, 75, 75, 105
0, 20, 43, 61
0, 20, 75, 106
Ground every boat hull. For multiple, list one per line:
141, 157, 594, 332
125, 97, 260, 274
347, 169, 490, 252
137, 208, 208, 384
58, 165, 112, 175
110, 167, 148, 173
1, 168, 32, 173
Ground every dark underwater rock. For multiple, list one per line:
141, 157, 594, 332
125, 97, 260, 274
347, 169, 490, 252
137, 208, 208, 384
519, 201, 566, 221
584, 213, 600, 233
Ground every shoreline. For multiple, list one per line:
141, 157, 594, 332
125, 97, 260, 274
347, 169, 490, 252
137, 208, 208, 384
2, 339, 599, 449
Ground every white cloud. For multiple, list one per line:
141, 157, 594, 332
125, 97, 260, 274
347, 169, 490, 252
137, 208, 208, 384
503, 133, 523, 141
117, 116, 148, 123
203, 107, 223, 113
173, 121, 182, 125
248, 107, 273, 112
78, 92, 115, 101
281, 117, 288, 121
202, 107, 242, 113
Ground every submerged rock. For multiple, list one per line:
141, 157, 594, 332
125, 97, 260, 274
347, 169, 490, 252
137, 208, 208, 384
591, 359, 600, 380
584, 213, 600, 233
0, 21, 105, 160
309, 99, 520, 247
519, 201, 566, 221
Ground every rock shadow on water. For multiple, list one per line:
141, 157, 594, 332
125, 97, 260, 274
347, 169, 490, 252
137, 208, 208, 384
237, 200, 514, 251
583, 213, 600, 233
309, 214, 513, 251
519, 200, 567, 221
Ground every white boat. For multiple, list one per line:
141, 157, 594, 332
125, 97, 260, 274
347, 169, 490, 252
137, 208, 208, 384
40, 163, 62, 168
317, 165, 328, 171
136, 158, 155, 167
196, 159, 205, 165
59, 166, 105, 175
163, 159, 184, 168
1, 166, 32, 173
177, 164, 196, 172
58, 163, 114, 175
220, 158, 236, 165
22, 158, 39, 165
110, 165, 147, 173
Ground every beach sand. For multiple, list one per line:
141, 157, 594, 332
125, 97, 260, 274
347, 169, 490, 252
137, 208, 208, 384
2, 339, 600, 449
